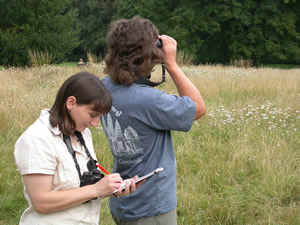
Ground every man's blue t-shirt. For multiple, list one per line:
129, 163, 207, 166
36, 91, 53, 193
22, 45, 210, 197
101, 77, 196, 221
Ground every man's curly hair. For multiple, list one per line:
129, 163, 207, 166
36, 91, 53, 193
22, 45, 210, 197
104, 16, 164, 85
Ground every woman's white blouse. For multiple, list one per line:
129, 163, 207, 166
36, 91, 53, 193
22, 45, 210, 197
14, 109, 101, 225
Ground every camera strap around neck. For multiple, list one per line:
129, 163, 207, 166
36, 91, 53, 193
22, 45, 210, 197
63, 134, 82, 180
63, 131, 96, 179
74, 131, 94, 161
135, 62, 166, 87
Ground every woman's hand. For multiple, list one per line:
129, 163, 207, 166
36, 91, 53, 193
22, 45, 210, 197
113, 176, 146, 198
92, 173, 123, 197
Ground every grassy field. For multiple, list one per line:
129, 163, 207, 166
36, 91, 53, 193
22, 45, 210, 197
0, 64, 299, 225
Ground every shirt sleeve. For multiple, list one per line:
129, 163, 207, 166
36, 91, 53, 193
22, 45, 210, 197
131, 88, 196, 132
14, 128, 57, 176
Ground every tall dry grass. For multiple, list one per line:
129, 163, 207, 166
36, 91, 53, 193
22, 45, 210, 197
176, 50, 196, 66
28, 49, 53, 66
0, 65, 299, 225
87, 51, 103, 64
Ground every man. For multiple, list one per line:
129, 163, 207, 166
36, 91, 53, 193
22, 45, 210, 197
101, 16, 206, 225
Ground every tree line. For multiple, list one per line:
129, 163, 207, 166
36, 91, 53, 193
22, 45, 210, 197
0, 0, 299, 67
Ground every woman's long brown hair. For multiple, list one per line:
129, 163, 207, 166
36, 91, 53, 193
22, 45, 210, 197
49, 71, 112, 136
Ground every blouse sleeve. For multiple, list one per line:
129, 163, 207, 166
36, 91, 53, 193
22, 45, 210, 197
14, 127, 57, 176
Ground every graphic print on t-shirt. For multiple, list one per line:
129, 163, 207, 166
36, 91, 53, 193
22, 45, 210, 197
101, 112, 144, 158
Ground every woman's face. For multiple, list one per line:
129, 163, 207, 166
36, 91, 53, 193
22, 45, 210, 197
67, 97, 102, 132
71, 104, 102, 131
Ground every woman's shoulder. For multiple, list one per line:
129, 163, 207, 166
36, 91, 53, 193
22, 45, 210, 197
15, 111, 60, 149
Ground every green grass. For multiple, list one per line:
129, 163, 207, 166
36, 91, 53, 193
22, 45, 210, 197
0, 65, 299, 224
57, 62, 78, 67
259, 63, 300, 69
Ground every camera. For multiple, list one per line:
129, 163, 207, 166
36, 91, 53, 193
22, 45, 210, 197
155, 39, 162, 48
80, 169, 104, 187
80, 168, 104, 203
80, 158, 104, 187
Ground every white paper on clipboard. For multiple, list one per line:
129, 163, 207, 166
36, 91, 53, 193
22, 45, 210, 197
113, 167, 164, 193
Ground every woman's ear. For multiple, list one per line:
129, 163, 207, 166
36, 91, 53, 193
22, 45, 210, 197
66, 96, 76, 111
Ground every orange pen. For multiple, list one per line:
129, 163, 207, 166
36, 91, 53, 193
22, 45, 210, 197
96, 163, 110, 175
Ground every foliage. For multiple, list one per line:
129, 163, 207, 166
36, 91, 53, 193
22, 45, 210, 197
0, 0, 80, 66
0, 0, 300, 66
71, 0, 118, 61
112, 0, 300, 64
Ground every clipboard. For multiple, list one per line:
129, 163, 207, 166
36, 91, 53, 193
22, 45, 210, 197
113, 167, 164, 193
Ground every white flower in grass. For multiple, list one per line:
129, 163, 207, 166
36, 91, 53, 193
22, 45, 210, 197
208, 113, 214, 117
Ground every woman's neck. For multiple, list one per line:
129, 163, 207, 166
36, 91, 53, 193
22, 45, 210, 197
70, 134, 78, 148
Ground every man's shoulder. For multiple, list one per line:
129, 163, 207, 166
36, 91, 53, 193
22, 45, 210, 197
101, 76, 111, 85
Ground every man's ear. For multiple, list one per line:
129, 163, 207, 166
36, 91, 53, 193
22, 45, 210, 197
66, 96, 76, 111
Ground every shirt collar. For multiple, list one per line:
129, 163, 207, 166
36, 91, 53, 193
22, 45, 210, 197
39, 109, 62, 136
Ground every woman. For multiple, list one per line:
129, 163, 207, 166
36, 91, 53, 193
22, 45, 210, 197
14, 71, 138, 225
